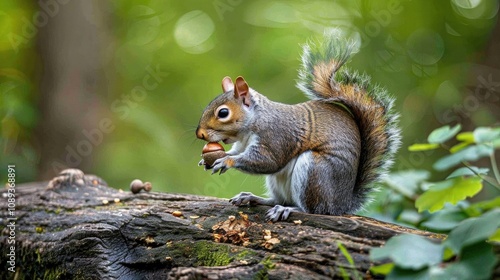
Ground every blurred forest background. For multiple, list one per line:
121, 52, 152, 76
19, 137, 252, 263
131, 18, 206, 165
1, 0, 499, 218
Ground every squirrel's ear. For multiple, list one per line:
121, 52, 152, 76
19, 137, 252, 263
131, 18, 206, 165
235, 76, 251, 107
221, 76, 234, 92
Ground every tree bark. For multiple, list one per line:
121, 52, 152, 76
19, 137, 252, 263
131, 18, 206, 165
1, 169, 446, 280
35, 0, 110, 180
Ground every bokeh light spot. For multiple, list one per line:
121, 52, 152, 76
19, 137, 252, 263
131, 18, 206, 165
407, 29, 444, 66
451, 0, 499, 19
453, 0, 482, 9
174, 10, 215, 54
126, 5, 161, 46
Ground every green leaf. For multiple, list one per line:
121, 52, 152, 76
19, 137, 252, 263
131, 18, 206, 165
449, 142, 470, 153
427, 124, 461, 144
444, 209, 500, 253
493, 138, 500, 148
408, 143, 440, 152
337, 242, 354, 265
399, 209, 422, 225
489, 228, 500, 242
421, 209, 468, 231
473, 127, 500, 143
337, 241, 361, 280
463, 206, 481, 217
456, 132, 474, 142
370, 263, 394, 276
442, 247, 455, 261
415, 177, 483, 213
433, 144, 494, 171
446, 167, 489, 179
387, 267, 430, 280
467, 196, 500, 213
441, 242, 497, 280
370, 234, 443, 270
339, 266, 349, 280
384, 170, 430, 198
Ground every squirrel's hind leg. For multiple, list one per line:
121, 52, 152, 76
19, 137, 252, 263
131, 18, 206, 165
263, 151, 313, 222
305, 151, 357, 215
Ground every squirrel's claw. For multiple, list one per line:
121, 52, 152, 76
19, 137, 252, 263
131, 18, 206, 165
199, 159, 212, 171
211, 157, 229, 175
266, 205, 299, 222
229, 192, 250, 206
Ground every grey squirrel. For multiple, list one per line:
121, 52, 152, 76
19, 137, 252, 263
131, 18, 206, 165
196, 34, 401, 221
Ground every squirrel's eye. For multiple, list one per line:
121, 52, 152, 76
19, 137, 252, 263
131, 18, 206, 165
217, 108, 230, 119
215, 105, 231, 121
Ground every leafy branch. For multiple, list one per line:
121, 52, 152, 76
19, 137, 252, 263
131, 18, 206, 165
369, 124, 500, 279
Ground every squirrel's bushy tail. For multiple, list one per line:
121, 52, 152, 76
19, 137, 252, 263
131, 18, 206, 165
297, 33, 401, 208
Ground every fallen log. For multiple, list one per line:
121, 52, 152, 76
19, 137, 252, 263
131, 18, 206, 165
1, 169, 445, 279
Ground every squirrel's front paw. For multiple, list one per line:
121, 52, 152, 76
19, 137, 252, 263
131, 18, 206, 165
230, 192, 258, 206
211, 156, 235, 175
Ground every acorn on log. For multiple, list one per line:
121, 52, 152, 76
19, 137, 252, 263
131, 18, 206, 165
201, 142, 226, 169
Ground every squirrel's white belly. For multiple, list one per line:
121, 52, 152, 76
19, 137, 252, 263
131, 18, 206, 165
265, 151, 312, 210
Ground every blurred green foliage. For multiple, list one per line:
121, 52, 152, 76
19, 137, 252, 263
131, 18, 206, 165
0, 0, 498, 206
0, 2, 37, 182
370, 124, 499, 279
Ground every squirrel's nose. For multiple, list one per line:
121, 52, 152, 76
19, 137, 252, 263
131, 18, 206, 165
196, 127, 206, 140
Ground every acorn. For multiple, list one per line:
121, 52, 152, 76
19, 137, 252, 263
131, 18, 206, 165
130, 179, 152, 194
201, 142, 226, 169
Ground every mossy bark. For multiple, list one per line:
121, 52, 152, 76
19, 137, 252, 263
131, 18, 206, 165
1, 170, 447, 279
